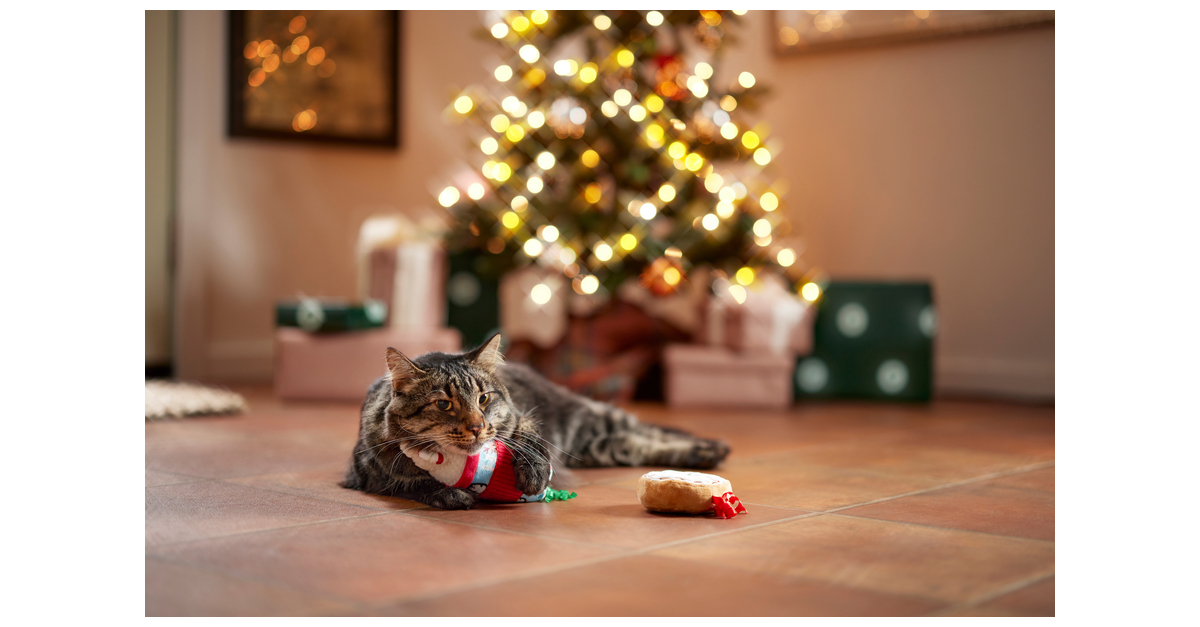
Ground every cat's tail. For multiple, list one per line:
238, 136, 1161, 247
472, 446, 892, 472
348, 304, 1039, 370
562, 401, 731, 470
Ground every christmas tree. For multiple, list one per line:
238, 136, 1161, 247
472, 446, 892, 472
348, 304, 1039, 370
438, 9, 807, 307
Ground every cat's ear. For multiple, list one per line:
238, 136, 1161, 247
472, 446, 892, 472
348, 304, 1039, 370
385, 347, 423, 393
465, 334, 505, 372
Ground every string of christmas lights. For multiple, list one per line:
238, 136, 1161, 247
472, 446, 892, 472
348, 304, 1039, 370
437, 10, 823, 305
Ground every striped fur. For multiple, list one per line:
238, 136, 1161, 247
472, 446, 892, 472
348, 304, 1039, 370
342, 336, 730, 509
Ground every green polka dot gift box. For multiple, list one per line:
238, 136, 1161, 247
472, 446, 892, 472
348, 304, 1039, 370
794, 282, 935, 402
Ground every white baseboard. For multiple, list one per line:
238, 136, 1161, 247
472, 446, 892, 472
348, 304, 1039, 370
936, 355, 1054, 401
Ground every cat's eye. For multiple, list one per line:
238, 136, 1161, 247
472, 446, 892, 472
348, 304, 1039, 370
435, 400, 451, 410
479, 393, 490, 405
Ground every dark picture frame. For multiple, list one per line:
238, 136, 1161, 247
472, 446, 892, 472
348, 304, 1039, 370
228, 10, 401, 148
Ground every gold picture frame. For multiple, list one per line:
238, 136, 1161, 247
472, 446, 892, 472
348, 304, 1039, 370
773, 10, 1054, 56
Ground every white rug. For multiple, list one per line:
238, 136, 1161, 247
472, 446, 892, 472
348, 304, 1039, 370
145, 380, 247, 420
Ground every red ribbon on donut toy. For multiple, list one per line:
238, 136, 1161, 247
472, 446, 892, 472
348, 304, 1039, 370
712, 492, 748, 519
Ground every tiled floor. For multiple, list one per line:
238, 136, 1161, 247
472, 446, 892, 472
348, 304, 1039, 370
146, 388, 1054, 616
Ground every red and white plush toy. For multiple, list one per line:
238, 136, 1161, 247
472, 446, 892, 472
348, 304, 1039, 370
637, 470, 748, 519
401, 440, 572, 503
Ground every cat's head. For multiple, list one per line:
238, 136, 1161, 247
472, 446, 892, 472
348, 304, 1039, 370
382, 334, 512, 456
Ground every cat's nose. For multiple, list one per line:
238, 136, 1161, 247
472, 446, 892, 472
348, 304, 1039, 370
466, 422, 484, 437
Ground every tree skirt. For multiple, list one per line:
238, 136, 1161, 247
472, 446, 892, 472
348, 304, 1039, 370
145, 380, 247, 420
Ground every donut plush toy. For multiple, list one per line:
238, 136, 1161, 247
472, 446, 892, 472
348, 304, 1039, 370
637, 470, 748, 519
401, 440, 575, 503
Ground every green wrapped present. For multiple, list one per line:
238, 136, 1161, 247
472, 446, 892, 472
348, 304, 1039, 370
276, 299, 388, 333
445, 252, 501, 349
795, 282, 935, 402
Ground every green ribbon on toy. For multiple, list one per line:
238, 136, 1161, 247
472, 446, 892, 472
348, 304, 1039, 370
543, 488, 577, 502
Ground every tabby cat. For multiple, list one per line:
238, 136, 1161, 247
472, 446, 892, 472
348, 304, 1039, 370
342, 335, 731, 509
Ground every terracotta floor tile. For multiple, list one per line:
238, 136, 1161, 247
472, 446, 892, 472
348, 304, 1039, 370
608, 452, 943, 511
868, 427, 1055, 461
146, 469, 203, 488
408, 483, 807, 549
146, 480, 380, 546
627, 405, 915, 456
145, 436, 350, 480
146, 557, 359, 616
230, 464, 425, 511
651, 514, 1054, 603
989, 466, 1055, 493
778, 439, 1044, 483
975, 576, 1054, 616
151, 513, 617, 606
394, 554, 940, 616
562, 465, 660, 487
840, 480, 1055, 541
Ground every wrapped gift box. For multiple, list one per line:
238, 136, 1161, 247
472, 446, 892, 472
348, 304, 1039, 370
701, 275, 816, 356
663, 344, 794, 409
794, 281, 934, 402
276, 299, 387, 333
275, 326, 462, 401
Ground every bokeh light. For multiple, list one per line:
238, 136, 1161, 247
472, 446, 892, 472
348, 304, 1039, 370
760, 192, 779, 211
580, 275, 600, 293
491, 23, 509, 38
738, 71, 756, 88
454, 96, 473, 114
663, 267, 681, 285
594, 242, 613, 261
531, 282, 551, 304
523, 238, 544, 257
619, 233, 638, 251
741, 131, 760, 149
502, 211, 520, 228
480, 137, 498, 154
519, 45, 540, 63
640, 202, 657, 219
694, 62, 713, 79
467, 183, 485, 200
777, 248, 796, 267
536, 151, 556, 170
527, 176, 544, 193
616, 50, 635, 67
754, 147, 772, 165
647, 11, 664, 26
593, 15, 611, 30
702, 214, 719, 230
658, 184, 676, 202
613, 89, 632, 106
581, 149, 600, 167
438, 186, 460, 207
801, 282, 821, 301
527, 111, 545, 128
735, 266, 756, 286
753, 219, 772, 237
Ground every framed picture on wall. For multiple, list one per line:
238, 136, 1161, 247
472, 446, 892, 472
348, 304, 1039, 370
228, 10, 401, 148
773, 10, 1053, 56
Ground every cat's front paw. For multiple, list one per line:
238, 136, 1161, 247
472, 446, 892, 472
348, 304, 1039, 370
425, 487, 477, 510
513, 456, 552, 495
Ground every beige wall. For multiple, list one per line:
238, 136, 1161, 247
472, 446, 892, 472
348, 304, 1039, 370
176, 11, 1054, 399
146, 10, 174, 367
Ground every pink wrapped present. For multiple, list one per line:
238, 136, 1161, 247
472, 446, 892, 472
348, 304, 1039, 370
702, 276, 816, 356
663, 344, 794, 409
275, 326, 462, 401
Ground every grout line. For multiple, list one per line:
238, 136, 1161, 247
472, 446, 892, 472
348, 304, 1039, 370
378, 510, 825, 609
924, 571, 1056, 617
829, 512, 1055, 544
145, 511, 392, 551
820, 460, 1056, 515
390, 509, 621, 551
215, 477, 427, 513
